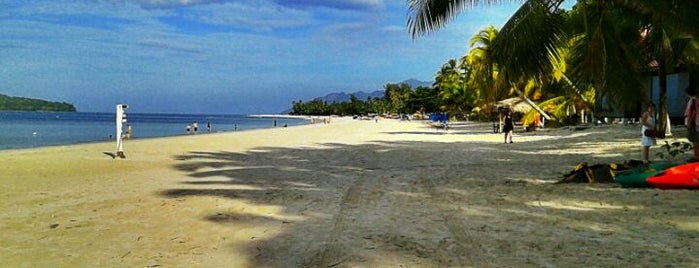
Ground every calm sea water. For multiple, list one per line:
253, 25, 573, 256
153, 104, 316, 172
0, 111, 308, 150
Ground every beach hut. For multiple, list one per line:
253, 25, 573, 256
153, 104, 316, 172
497, 97, 532, 114
496, 97, 535, 130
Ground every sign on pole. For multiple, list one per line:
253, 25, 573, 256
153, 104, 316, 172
116, 104, 128, 158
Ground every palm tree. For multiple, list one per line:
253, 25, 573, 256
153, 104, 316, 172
636, 15, 699, 132
407, 0, 699, 127
384, 82, 412, 113
434, 59, 470, 114
462, 26, 499, 123
464, 26, 499, 105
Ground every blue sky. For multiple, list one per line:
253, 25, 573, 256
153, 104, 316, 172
1, 0, 521, 114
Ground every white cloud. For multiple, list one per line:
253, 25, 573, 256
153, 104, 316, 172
127, 0, 384, 11
125, 0, 226, 9
182, 2, 314, 31
273, 0, 384, 11
5, 0, 167, 20
1, 0, 521, 113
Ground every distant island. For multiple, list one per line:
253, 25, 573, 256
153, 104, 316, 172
0, 94, 76, 112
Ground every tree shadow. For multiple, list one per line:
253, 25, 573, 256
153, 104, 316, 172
161, 128, 698, 267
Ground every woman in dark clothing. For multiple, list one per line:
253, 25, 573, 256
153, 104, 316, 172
503, 111, 514, 143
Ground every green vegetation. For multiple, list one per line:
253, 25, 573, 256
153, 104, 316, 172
656, 141, 693, 161
0, 94, 76, 112
405, 0, 699, 128
290, 83, 438, 116
292, 2, 699, 126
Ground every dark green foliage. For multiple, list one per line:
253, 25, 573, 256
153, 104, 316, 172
290, 84, 438, 116
656, 141, 693, 161
0, 94, 76, 112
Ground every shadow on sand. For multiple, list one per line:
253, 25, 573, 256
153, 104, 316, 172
160, 126, 697, 267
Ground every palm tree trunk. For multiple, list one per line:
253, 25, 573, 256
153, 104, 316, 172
511, 83, 551, 120
658, 57, 668, 133
561, 73, 592, 124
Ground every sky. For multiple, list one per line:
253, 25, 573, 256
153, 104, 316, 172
1, 0, 522, 114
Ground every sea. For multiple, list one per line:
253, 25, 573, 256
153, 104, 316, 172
0, 111, 309, 150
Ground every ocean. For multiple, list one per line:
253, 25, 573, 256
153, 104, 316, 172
0, 111, 308, 150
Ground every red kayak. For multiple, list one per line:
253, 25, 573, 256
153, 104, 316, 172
646, 162, 699, 189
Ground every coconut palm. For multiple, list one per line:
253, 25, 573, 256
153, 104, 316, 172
407, 0, 699, 127
434, 59, 476, 114
384, 82, 412, 113
463, 26, 501, 106
635, 8, 699, 132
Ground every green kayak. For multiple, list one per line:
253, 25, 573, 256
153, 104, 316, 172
614, 162, 678, 188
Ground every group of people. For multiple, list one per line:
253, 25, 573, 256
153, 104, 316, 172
500, 83, 699, 163
642, 83, 699, 164
186, 121, 212, 134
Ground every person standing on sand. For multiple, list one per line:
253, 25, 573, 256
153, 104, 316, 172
193, 121, 199, 134
684, 84, 699, 161
641, 103, 657, 164
186, 124, 191, 134
125, 124, 132, 139
503, 110, 514, 143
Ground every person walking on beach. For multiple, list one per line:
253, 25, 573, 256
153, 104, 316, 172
641, 103, 657, 164
685, 84, 699, 161
207, 122, 211, 133
186, 124, 191, 134
193, 121, 199, 134
125, 124, 132, 139
503, 110, 514, 143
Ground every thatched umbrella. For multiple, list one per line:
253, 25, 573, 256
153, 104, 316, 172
497, 97, 532, 114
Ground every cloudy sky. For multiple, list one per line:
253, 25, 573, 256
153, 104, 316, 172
1, 0, 521, 114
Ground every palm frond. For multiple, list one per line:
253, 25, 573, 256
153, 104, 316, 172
490, 0, 566, 80
567, 2, 645, 111
407, 0, 523, 38
613, 0, 699, 38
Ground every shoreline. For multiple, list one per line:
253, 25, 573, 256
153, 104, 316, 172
0, 112, 314, 152
247, 114, 313, 119
0, 123, 309, 153
1, 119, 697, 267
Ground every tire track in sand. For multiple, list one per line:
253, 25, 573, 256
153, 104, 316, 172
416, 164, 491, 266
306, 149, 389, 267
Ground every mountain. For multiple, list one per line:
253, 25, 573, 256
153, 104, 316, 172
314, 79, 433, 104
319, 90, 385, 103
0, 94, 76, 112
401, 78, 433, 88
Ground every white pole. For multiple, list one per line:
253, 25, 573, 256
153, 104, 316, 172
116, 104, 127, 158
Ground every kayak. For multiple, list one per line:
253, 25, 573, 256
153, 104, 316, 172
614, 163, 677, 188
646, 162, 699, 189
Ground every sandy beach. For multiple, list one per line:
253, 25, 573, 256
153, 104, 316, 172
1, 117, 697, 267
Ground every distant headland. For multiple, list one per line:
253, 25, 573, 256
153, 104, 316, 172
0, 94, 76, 112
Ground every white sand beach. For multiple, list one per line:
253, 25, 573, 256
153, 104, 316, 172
1, 118, 697, 267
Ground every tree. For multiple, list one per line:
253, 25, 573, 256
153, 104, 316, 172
384, 82, 412, 113
434, 59, 466, 113
463, 26, 502, 113
407, 0, 699, 126
406, 86, 440, 114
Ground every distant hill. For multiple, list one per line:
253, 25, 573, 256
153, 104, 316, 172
401, 78, 433, 88
320, 90, 385, 103
314, 79, 433, 104
281, 79, 433, 113
0, 94, 76, 112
